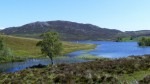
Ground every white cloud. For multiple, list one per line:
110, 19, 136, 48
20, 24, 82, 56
0, 27, 4, 29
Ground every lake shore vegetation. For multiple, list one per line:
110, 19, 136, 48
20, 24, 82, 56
0, 55, 149, 83
0, 35, 16, 63
138, 37, 150, 46
0, 35, 96, 63
76, 54, 109, 60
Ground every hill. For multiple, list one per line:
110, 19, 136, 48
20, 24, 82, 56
125, 30, 150, 37
1, 21, 123, 40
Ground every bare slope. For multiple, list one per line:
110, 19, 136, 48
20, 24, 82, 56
1, 21, 123, 40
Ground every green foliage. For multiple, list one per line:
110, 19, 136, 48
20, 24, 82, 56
0, 48, 13, 57
118, 70, 150, 83
139, 75, 150, 84
0, 48, 13, 62
0, 35, 4, 50
36, 32, 62, 65
138, 37, 150, 46
115, 37, 122, 42
116, 36, 135, 42
0, 35, 14, 63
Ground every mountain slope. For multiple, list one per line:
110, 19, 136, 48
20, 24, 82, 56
125, 30, 150, 37
1, 21, 123, 40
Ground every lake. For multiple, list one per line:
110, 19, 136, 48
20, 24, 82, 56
67, 41, 150, 58
1, 41, 150, 73
0, 58, 90, 73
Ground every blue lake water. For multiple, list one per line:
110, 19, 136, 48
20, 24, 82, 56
67, 41, 150, 58
0, 58, 90, 73
1, 41, 150, 73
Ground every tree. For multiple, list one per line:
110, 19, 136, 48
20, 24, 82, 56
116, 37, 122, 42
138, 37, 150, 46
36, 32, 62, 65
130, 36, 134, 40
0, 35, 4, 50
0, 35, 13, 62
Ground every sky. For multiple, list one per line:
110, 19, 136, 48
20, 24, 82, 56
0, 0, 150, 31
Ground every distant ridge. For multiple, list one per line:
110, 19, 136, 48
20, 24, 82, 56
1, 20, 123, 40
125, 30, 150, 37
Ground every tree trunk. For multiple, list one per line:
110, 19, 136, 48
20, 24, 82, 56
50, 56, 53, 65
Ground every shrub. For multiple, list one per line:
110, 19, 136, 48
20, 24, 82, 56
0, 35, 14, 62
0, 47, 13, 62
138, 37, 150, 46
138, 75, 150, 84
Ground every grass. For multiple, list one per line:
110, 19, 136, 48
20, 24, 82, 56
76, 54, 108, 60
61, 42, 96, 55
0, 55, 149, 83
1, 35, 150, 83
3, 35, 96, 58
117, 70, 150, 83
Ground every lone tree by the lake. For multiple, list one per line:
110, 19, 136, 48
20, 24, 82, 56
36, 32, 62, 65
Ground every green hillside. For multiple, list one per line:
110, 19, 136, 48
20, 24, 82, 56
3, 36, 96, 58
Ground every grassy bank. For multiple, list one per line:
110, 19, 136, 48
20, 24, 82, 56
4, 36, 96, 57
76, 54, 108, 60
0, 35, 95, 62
0, 55, 149, 83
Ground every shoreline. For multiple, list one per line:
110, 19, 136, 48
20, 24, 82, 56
0, 54, 149, 83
